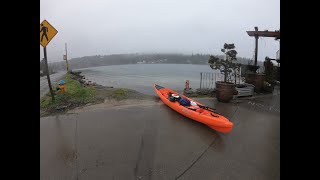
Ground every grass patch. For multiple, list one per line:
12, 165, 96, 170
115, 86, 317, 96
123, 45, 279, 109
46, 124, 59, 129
40, 73, 96, 113
40, 71, 152, 117
111, 88, 128, 100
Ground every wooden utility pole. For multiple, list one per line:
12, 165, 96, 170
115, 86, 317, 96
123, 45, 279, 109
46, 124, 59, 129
65, 43, 69, 71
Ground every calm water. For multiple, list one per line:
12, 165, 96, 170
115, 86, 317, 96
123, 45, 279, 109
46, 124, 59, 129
78, 64, 219, 95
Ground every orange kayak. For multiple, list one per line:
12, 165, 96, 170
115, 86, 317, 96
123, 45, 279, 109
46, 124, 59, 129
154, 84, 233, 133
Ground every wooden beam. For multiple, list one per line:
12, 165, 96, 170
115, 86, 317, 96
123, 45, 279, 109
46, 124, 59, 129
247, 31, 280, 38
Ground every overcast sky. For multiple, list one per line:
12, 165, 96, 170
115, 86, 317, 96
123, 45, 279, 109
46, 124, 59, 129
40, 0, 279, 62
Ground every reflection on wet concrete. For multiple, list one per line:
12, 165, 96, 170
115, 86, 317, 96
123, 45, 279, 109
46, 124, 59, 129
41, 94, 279, 180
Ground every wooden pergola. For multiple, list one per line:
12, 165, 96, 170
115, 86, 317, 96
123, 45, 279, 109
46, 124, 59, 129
246, 27, 280, 66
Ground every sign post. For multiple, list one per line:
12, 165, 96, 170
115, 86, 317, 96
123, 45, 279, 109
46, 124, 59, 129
43, 47, 55, 101
40, 19, 58, 101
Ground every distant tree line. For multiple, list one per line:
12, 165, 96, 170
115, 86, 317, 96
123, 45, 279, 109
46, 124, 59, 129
46, 53, 259, 72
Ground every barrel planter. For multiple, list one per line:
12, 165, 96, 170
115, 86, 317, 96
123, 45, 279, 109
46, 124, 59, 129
245, 73, 266, 93
215, 81, 238, 103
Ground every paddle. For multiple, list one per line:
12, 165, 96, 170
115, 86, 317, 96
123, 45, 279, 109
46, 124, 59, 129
197, 104, 216, 111
197, 104, 221, 115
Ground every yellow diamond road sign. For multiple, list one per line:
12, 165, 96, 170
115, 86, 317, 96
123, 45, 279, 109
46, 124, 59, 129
40, 20, 58, 47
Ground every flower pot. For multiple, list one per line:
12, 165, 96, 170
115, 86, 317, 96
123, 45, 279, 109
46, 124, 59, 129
245, 73, 265, 93
215, 81, 237, 103
253, 74, 265, 93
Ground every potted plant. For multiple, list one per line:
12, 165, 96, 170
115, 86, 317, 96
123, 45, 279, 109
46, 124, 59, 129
208, 43, 239, 102
263, 57, 277, 93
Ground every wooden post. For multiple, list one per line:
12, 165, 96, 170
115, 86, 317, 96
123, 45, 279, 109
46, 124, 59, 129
254, 26, 259, 66
65, 43, 69, 71
200, 72, 202, 89
185, 80, 190, 90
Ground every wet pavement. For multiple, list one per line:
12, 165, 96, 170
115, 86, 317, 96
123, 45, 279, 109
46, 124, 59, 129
40, 93, 280, 180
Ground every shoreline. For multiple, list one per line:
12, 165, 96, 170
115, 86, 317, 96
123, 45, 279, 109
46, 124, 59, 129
40, 71, 155, 117
40, 71, 279, 117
